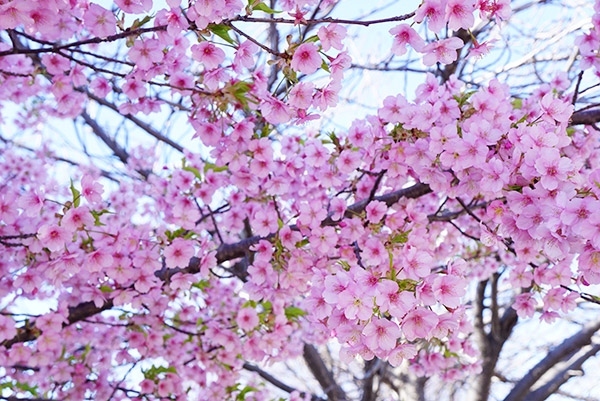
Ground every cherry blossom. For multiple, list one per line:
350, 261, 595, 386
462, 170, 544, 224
422, 37, 464, 66
291, 42, 322, 75
1, 1, 600, 399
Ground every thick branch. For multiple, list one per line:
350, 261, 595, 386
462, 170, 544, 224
80, 111, 129, 165
504, 319, 600, 401
471, 278, 519, 401
570, 108, 600, 126
1, 299, 114, 349
243, 362, 325, 401
85, 91, 185, 153
524, 343, 600, 401
361, 359, 377, 401
321, 182, 432, 226
303, 344, 347, 401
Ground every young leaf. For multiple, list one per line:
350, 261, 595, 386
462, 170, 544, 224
69, 179, 81, 208
284, 306, 307, 321
209, 23, 235, 44
253, 2, 280, 14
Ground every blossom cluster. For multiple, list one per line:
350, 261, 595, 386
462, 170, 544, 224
0, 0, 598, 400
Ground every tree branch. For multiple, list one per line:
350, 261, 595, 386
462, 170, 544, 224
1, 299, 114, 349
243, 362, 326, 401
570, 108, 600, 126
303, 344, 347, 401
228, 13, 416, 27
85, 91, 185, 153
80, 111, 129, 165
524, 343, 600, 401
504, 319, 600, 401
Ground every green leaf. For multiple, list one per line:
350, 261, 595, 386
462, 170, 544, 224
512, 113, 528, 127
17, 381, 39, 395
182, 165, 202, 180
70, 179, 81, 208
253, 2, 280, 14
284, 306, 306, 321
304, 35, 319, 43
242, 300, 258, 308
453, 90, 476, 107
390, 230, 410, 244
90, 209, 109, 227
236, 385, 257, 400
143, 365, 177, 381
295, 238, 309, 248
0, 380, 39, 396
209, 23, 235, 44
192, 279, 210, 291
511, 97, 523, 109
165, 227, 187, 241
230, 80, 253, 109
260, 300, 273, 312
203, 162, 228, 173
326, 131, 339, 147
337, 260, 351, 271
320, 59, 330, 72
129, 15, 152, 30
99, 285, 113, 293
397, 279, 418, 292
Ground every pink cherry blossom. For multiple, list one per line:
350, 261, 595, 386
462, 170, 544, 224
236, 307, 260, 331
415, 0, 446, 33
433, 275, 467, 308
318, 23, 347, 51
540, 92, 574, 123
81, 175, 104, 205
62, 206, 94, 231
363, 317, 400, 351
164, 238, 195, 268
365, 200, 387, 223
0, 315, 17, 343
128, 39, 163, 70
389, 24, 426, 56
115, 0, 152, 14
402, 307, 439, 341
422, 37, 464, 66
513, 293, 537, 318
17, 189, 45, 217
446, 0, 476, 30
83, 3, 117, 38
534, 148, 572, 190
291, 42, 322, 74
191, 42, 226, 70
37, 224, 70, 252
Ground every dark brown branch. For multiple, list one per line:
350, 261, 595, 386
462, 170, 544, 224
570, 108, 600, 126
0, 26, 167, 58
229, 12, 415, 27
472, 278, 519, 401
80, 111, 129, 165
361, 359, 377, 401
321, 182, 432, 226
1, 299, 114, 349
303, 344, 347, 401
85, 91, 185, 153
524, 343, 600, 401
504, 319, 600, 401
243, 362, 326, 401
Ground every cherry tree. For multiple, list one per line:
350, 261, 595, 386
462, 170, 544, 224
1, 0, 600, 400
